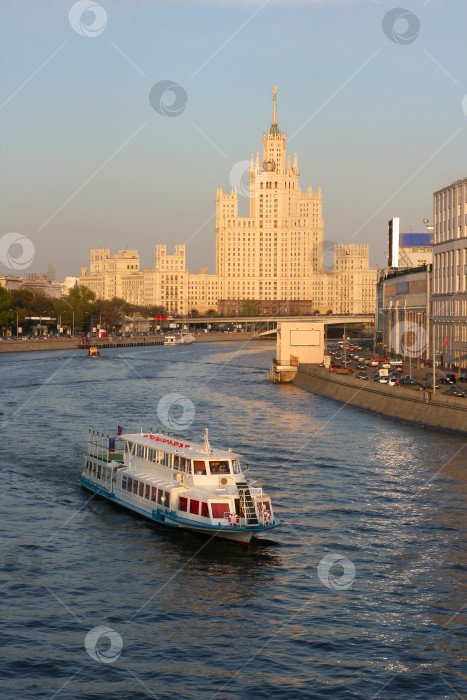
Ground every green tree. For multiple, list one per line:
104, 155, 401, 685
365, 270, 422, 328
240, 299, 260, 316
0, 286, 14, 329
65, 286, 97, 331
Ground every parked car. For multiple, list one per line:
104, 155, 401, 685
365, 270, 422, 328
329, 365, 354, 375
357, 362, 367, 370
374, 375, 389, 384
424, 378, 440, 389
356, 371, 368, 380
457, 373, 467, 383
389, 359, 403, 367
443, 386, 467, 398
440, 373, 457, 385
396, 377, 424, 391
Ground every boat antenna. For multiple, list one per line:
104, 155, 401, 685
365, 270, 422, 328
202, 425, 210, 454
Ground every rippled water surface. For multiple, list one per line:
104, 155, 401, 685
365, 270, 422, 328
1, 341, 466, 699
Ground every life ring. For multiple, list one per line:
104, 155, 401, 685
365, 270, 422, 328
263, 510, 271, 524
228, 513, 239, 526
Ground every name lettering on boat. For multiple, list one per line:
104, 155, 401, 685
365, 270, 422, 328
143, 435, 190, 448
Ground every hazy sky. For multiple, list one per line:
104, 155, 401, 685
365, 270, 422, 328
1, 0, 466, 279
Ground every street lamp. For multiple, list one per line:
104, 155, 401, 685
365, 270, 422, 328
9, 309, 19, 339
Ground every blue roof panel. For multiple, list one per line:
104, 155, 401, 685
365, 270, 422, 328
400, 233, 434, 246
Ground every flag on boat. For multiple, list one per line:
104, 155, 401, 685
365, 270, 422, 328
117, 425, 123, 435
108, 437, 115, 453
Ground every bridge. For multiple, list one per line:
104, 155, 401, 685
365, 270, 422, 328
264, 316, 375, 383
181, 314, 373, 326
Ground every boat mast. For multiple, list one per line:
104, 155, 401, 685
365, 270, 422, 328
202, 426, 211, 454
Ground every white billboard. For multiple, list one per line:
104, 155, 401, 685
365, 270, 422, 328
388, 217, 400, 267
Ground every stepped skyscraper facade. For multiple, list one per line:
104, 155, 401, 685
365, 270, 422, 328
216, 87, 323, 314
79, 89, 376, 316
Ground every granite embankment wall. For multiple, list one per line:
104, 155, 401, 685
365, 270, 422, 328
294, 365, 467, 435
0, 332, 259, 353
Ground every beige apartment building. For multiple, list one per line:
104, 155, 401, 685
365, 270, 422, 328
78, 90, 376, 317
432, 177, 467, 368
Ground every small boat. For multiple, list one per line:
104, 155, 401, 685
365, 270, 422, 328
80, 427, 279, 545
178, 332, 195, 344
164, 335, 181, 346
88, 346, 100, 357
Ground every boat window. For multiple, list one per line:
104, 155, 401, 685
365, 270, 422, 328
193, 460, 206, 475
139, 482, 144, 497
200, 502, 209, 518
97, 465, 101, 479
127, 477, 133, 492
209, 460, 230, 475
189, 499, 199, 515
157, 489, 163, 505
122, 475, 128, 490
151, 486, 157, 502
161, 490, 169, 507
179, 496, 187, 512
173, 455, 180, 470
133, 480, 139, 494
258, 500, 271, 511
211, 503, 230, 519
162, 452, 171, 467
232, 460, 241, 474
145, 484, 151, 499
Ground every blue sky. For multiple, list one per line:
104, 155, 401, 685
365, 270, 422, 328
1, 0, 466, 279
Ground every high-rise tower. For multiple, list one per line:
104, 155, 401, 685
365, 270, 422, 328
216, 88, 324, 313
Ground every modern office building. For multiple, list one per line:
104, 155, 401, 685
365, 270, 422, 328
432, 177, 467, 368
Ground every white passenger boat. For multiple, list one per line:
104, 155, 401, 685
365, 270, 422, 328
178, 331, 194, 344
164, 334, 181, 346
80, 427, 279, 545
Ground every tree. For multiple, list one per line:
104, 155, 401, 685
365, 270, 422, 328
0, 286, 14, 329
240, 299, 260, 316
65, 286, 97, 331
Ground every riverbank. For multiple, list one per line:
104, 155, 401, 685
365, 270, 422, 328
0, 332, 260, 353
294, 364, 467, 435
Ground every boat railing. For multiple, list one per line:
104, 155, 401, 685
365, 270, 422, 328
87, 431, 125, 464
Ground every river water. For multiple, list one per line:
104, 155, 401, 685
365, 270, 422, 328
0, 340, 465, 699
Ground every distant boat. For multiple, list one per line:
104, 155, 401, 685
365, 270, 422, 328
88, 346, 100, 357
164, 335, 181, 346
80, 427, 279, 545
178, 332, 194, 344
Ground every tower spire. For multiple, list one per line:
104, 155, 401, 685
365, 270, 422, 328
270, 86, 279, 136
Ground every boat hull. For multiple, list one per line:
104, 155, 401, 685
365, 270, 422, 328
80, 476, 278, 545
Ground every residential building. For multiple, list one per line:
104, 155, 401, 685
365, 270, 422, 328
78, 90, 377, 318
216, 87, 323, 313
